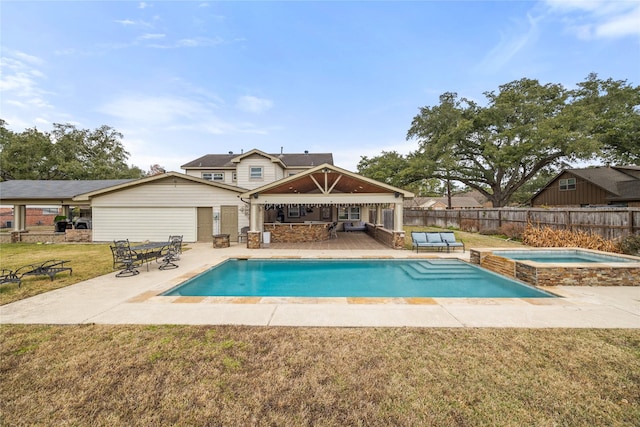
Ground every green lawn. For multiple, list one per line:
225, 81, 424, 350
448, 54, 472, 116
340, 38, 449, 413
1, 234, 639, 425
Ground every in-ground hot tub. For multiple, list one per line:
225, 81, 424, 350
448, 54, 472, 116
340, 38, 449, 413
470, 248, 640, 287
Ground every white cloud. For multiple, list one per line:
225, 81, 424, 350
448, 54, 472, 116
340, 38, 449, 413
236, 95, 274, 113
0, 52, 53, 111
139, 33, 166, 40
544, 0, 640, 39
138, 2, 150, 9
115, 19, 136, 26
476, 13, 541, 73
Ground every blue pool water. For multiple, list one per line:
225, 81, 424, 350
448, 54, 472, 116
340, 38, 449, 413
162, 259, 555, 298
492, 250, 634, 264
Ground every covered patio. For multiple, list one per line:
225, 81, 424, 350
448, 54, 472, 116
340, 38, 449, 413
240, 164, 414, 249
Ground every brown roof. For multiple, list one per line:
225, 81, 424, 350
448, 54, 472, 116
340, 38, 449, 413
181, 151, 334, 169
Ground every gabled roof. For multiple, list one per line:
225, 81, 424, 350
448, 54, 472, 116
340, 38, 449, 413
181, 150, 334, 169
73, 171, 246, 201
240, 163, 414, 198
0, 179, 134, 204
530, 165, 640, 202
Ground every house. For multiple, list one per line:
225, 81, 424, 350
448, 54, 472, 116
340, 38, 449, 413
181, 149, 334, 189
404, 196, 481, 210
530, 166, 640, 207
0, 149, 414, 248
0, 207, 62, 228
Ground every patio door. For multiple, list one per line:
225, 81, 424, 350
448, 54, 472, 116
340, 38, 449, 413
220, 205, 238, 241
197, 207, 213, 242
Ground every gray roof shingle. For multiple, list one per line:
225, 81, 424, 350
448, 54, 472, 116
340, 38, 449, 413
0, 180, 134, 200
181, 152, 334, 168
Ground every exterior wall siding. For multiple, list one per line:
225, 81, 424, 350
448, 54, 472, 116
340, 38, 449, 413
93, 207, 196, 242
89, 177, 248, 242
236, 156, 283, 190
531, 172, 611, 207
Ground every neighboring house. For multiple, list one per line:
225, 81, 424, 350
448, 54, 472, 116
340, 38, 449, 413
181, 149, 334, 189
404, 196, 481, 210
530, 165, 640, 207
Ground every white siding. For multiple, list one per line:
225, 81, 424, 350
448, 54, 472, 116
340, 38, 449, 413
236, 155, 284, 189
90, 177, 249, 242
93, 207, 196, 242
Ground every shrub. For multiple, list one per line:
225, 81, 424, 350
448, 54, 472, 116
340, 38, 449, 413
499, 223, 525, 240
618, 234, 640, 256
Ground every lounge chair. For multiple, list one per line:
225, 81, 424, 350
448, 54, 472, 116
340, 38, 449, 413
16, 260, 73, 281
440, 232, 465, 253
110, 243, 142, 277
1, 269, 22, 287
411, 232, 448, 253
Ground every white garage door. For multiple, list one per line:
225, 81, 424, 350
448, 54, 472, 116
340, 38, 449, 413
92, 207, 196, 242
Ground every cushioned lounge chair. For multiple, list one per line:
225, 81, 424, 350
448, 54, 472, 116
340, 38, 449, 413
440, 232, 465, 253
411, 231, 448, 253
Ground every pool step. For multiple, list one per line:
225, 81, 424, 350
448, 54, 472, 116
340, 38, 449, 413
399, 264, 479, 280
411, 262, 476, 274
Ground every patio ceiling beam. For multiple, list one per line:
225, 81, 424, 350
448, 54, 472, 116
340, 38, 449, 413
309, 175, 326, 194
327, 174, 342, 194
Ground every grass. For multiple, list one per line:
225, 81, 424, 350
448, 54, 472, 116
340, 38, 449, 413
403, 226, 524, 250
0, 243, 114, 305
2, 231, 638, 425
1, 325, 638, 426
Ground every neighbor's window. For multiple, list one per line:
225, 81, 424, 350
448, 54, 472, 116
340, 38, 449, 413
250, 167, 263, 179
288, 205, 300, 217
202, 173, 212, 181
338, 206, 361, 220
232, 172, 237, 182
559, 178, 576, 191
212, 172, 224, 181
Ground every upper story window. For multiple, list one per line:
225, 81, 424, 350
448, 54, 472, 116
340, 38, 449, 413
202, 172, 224, 181
232, 172, 237, 182
250, 167, 263, 179
559, 178, 576, 191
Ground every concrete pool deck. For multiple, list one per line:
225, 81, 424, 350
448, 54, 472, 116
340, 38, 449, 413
1, 242, 639, 328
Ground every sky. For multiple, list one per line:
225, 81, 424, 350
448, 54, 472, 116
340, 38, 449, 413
1, 0, 639, 173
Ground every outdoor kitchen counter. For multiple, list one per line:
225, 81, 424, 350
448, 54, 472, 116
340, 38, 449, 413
264, 222, 331, 243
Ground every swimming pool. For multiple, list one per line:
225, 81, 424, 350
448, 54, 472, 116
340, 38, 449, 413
492, 249, 634, 263
162, 259, 555, 298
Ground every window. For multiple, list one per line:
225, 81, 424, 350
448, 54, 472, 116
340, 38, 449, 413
559, 178, 576, 191
250, 167, 263, 179
202, 172, 224, 181
288, 205, 300, 217
232, 172, 237, 182
338, 206, 361, 220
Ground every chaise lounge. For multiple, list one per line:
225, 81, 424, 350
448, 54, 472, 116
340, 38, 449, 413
16, 260, 73, 281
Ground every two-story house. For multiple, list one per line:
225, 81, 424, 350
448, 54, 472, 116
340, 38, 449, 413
181, 149, 334, 189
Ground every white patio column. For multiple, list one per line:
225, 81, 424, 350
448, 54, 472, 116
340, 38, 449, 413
376, 205, 383, 225
250, 202, 263, 231
14, 205, 26, 231
394, 202, 404, 231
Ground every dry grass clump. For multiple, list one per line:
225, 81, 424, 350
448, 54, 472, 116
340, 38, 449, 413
522, 224, 620, 253
1, 326, 639, 426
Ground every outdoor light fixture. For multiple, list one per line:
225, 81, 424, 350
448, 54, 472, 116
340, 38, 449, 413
253, 193, 259, 199
394, 192, 401, 198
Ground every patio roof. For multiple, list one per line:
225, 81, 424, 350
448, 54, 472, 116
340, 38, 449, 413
240, 163, 414, 203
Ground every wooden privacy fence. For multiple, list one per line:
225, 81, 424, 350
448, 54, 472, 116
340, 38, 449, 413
404, 208, 640, 241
